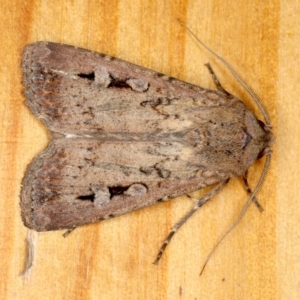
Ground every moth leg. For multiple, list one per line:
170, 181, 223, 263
63, 227, 76, 237
241, 172, 264, 212
153, 180, 229, 265
204, 63, 231, 96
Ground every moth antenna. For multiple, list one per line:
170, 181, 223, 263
153, 180, 228, 265
178, 20, 273, 275
177, 19, 271, 125
199, 154, 271, 275
204, 63, 231, 96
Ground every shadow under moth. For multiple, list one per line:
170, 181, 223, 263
21, 34, 274, 268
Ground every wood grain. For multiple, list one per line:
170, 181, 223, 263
0, 0, 298, 299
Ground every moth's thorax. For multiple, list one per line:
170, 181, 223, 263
183, 99, 273, 177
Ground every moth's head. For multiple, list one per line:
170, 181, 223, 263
243, 110, 275, 166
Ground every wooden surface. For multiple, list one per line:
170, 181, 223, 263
1, 0, 298, 299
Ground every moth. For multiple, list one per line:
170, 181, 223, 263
21, 39, 273, 264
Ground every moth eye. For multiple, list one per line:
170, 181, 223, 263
257, 119, 267, 130
257, 149, 266, 159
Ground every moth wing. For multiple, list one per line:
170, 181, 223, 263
23, 42, 267, 177
22, 41, 229, 136
21, 139, 224, 231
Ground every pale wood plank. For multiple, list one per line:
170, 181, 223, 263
1, 0, 297, 299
